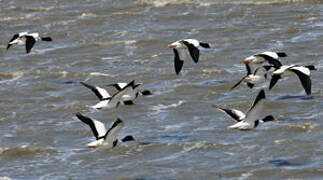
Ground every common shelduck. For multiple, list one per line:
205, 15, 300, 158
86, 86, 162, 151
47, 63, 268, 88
214, 89, 276, 130
269, 65, 317, 95
7, 32, 54, 53
231, 63, 274, 89
243, 51, 288, 69
80, 80, 135, 109
76, 113, 136, 148
168, 39, 212, 74
106, 80, 152, 102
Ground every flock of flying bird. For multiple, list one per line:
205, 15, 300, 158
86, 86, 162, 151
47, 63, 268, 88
6, 32, 317, 148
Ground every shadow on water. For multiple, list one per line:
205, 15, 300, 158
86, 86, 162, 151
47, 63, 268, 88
138, 135, 190, 146
269, 159, 306, 167
136, 178, 176, 180
276, 95, 314, 101
59, 81, 79, 85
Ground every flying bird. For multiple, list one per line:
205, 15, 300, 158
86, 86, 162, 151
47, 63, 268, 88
7, 32, 54, 53
231, 63, 273, 90
269, 65, 317, 95
106, 80, 152, 102
243, 51, 288, 69
80, 80, 135, 109
76, 113, 136, 148
168, 39, 212, 74
213, 89, 276, 130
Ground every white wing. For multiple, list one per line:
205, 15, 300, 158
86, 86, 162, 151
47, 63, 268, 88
96, 86, 111, 99
184, 39, 200, 47
116, 83, 127, 89
176, 48, 189, 62
261, 51, 278, 59
109, 81, 135, 106
27, 33, 40, 40
92, 119, 107, 137
106, 119, 124, 147
290, 66, 310, 76
245, 90, 266, 123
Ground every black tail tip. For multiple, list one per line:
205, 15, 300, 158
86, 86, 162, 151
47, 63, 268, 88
141, 90, 152, 96
123, 100, 135, 105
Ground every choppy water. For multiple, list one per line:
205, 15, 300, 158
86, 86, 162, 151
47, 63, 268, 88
0, 0, 323, 179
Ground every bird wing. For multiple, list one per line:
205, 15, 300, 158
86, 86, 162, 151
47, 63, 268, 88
106, 82, 128, 91
173, 49, 184, 75
269, 74, 282, 90
25, 36, 36, 54
182, 40, 200, 63
245, 89, 266, 123
80, 82, 111, 100
231, 76, 246, 90
213, 105, 245, 122
255, 54, 282, 69
7, 34, 19, 50
76, 113, 107, 140
103, 119, 124, 146
290, 67, 311, 95
245, 63, 252, 75
109, 80, 135, 105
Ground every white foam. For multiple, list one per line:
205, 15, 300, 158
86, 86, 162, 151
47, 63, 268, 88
89, 72, 114, 77
0, 177, 11, 180
150, 100, 185, 115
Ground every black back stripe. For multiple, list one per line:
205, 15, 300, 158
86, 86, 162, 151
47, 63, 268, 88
182, 41, 199, 63
256, 54, 282, 69
8, 34, 19, 43
290, 69, 311, 95
269, 75, 281, 90
76, 113, 100, 140
249, 89, 265, 112
102, 119, 123, 139
80, 82, 104, 100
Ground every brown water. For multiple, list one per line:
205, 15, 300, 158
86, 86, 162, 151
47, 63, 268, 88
0, 0, 323, 179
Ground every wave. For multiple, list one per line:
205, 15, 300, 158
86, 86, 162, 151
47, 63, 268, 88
0, 145, 56, 156
149, 100, 185, 115
0, 71, 24, 84
136, 0, 314, 7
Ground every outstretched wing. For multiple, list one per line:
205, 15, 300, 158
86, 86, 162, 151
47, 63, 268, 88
245, 89, 266, 123
269, 75, 281, 90
256, 54, 282, 69
25, 36, 36, 54
231, 76, 246, 90
213, 105, 245, 122
173, 49, 184, 75
245, 63, 252, 75
103, 118, 124, 146
7, 34, 19, 50
290, 67, 311, 95
109, 80, 136, 105
76, 113, 107, 140
182, 40, 200, 63
80, 82, 111, 100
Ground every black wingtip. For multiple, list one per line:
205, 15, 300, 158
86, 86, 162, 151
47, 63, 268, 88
75, 112, 82, 118
115, 118, 123, 124
123, 100, 135, 105
175, 60, 184, 75
257, 89, 266, 100
6, 44, 12, 50
269, 75, 281, 90
173, 49, 184, 75
247, 83, 254, 89
141, 90, 152, 96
